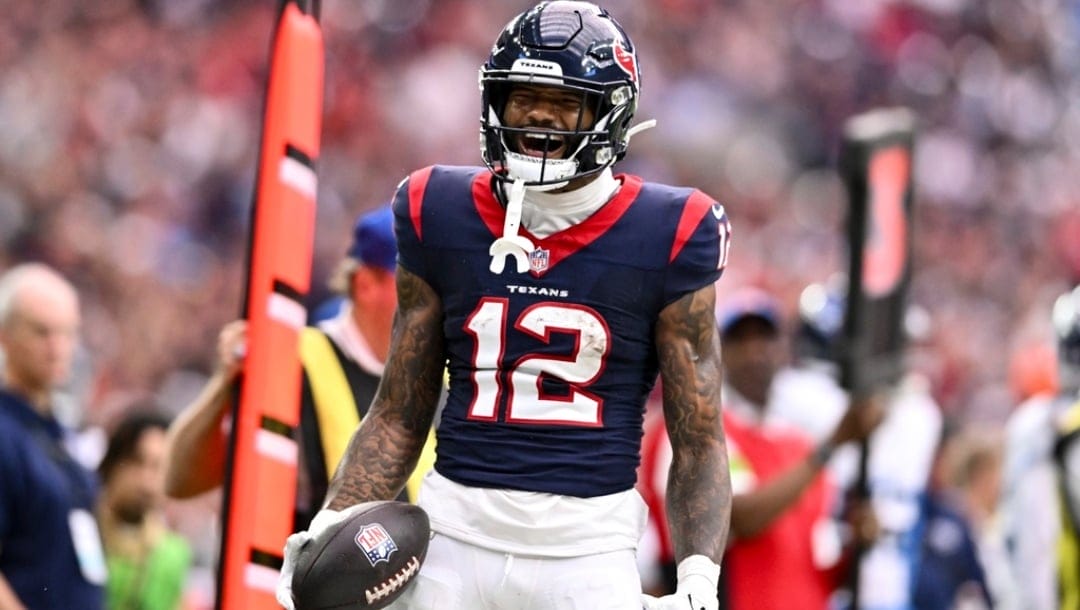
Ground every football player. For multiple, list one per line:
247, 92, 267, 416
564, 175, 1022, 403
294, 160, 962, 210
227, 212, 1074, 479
1001, 284, 1080, 609
278, 3, 732, 608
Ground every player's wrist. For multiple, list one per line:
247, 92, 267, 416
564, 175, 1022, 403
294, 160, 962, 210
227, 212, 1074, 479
308, 508, 344, 535
308, 505, 359, 538
676, 554, 721, 589
309, 502, 388, 536
652, 554, 719, 610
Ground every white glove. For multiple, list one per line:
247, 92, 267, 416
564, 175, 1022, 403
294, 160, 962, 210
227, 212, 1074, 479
641, 555, 720, 610
275, 503, 380, 610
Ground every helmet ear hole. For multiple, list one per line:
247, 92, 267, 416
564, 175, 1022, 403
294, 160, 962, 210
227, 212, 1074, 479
609, 86, 632, 107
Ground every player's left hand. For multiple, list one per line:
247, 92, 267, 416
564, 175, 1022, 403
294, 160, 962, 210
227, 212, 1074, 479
640, 555, 720, 610
275, 505, 370, 610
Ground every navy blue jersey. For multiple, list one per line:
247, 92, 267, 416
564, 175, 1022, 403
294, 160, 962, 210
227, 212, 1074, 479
393, 166, 730, 498
0, 390, 103, 610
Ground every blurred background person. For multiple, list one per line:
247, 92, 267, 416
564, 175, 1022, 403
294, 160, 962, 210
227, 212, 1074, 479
910, 423, 994, 610
1000, 283, 1080, 610
934, 424, 1014, 609
716, 288, 883, 610
770, 278, 945, 610
638, 287, 883, 610
97, 406, 190, 610
0, 263, 103, 610
163, 205, 432, 529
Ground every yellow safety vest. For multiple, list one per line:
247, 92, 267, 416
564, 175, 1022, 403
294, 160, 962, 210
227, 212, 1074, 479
298, 327, 436, 502
1055, 400, 1080, 610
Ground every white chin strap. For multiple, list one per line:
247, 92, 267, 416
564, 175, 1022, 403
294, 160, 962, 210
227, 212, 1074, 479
489, 178, 536, 274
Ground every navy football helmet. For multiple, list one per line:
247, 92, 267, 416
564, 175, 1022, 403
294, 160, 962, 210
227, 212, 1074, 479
480, 1, 643, 188
796, 279, 847, 364
1053, 285, 1080, 395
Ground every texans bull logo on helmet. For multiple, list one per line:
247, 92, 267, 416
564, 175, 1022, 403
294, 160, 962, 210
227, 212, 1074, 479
613, 43, 638, 84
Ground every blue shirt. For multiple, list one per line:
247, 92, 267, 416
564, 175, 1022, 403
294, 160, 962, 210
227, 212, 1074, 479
911, 492, 992, 610
0, 389, 104, 610
394, 166, 729, 498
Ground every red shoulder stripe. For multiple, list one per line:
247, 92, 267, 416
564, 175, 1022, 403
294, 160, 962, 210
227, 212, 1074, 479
473, 171, 504, 238
669, 190, 713, 263
408, 166, 434, 241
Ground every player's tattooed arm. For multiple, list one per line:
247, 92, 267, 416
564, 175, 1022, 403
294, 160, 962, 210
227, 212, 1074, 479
325, 267, 445, 510
655, 284, 732, 563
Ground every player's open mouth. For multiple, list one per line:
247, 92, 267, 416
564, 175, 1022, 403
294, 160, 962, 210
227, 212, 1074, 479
517, 132, 565, 158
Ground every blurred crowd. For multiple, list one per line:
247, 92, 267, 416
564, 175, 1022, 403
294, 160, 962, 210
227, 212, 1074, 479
2, 0, 1079, 606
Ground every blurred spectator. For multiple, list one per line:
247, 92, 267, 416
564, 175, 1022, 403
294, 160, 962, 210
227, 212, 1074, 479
163, 205, 433, 529
770, 279, 944, 610
716, 289, 883, 610
0, 263, 103, 610
1000, 284, 1080, 610
911, 423, 994, 610
940, 426, 1016, 609
638, 288, 883, 610
97, 407, 190, 610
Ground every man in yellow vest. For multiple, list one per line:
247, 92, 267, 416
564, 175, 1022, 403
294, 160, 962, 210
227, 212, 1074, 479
162, 205, 435, 530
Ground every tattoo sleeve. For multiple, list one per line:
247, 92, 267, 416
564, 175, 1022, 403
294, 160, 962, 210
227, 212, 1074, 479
655, 284, 732, 562
325, 267, 445, 510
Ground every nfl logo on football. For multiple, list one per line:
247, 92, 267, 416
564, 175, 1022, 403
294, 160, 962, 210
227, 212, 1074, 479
354, 523, 398, 566
529, 248, 549, 273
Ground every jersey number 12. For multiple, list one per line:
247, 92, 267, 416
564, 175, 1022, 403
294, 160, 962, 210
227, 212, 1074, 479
464, 297, 611, 427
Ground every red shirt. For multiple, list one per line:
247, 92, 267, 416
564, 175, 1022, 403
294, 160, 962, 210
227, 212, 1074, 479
723, 408, 839, 610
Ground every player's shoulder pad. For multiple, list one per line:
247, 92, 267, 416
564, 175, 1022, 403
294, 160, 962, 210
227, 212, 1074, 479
668, 189, 732, 272
392, 165, 487, 243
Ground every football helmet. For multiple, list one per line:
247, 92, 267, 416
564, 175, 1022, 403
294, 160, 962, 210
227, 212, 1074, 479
480, 1, 643, 188
1053, 285, 1080, 395
796, 277, 932, 368
797, 279, 847, 364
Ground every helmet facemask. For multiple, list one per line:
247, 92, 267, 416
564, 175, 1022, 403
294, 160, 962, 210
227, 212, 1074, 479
480, 70, 636, 190
478, 1, 647, 190
480, 1, 653, 275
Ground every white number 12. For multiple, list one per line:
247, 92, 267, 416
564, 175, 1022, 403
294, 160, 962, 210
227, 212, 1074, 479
463, 298, 610, 427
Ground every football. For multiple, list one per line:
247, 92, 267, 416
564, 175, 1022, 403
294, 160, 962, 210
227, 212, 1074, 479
291, 501, 431, 610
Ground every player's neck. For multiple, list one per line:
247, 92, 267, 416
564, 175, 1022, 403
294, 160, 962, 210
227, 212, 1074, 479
524, 167, 619, 215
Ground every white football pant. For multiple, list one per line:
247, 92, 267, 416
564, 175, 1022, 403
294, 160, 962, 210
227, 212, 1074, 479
385, 532, 643, 609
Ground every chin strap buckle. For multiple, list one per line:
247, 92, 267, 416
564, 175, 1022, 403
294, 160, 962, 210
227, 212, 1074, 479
489, 178, 535, 274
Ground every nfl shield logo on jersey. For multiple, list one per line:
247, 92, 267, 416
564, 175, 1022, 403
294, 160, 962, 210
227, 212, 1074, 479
354, 523, 398, 566
529, 248, 550, 273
